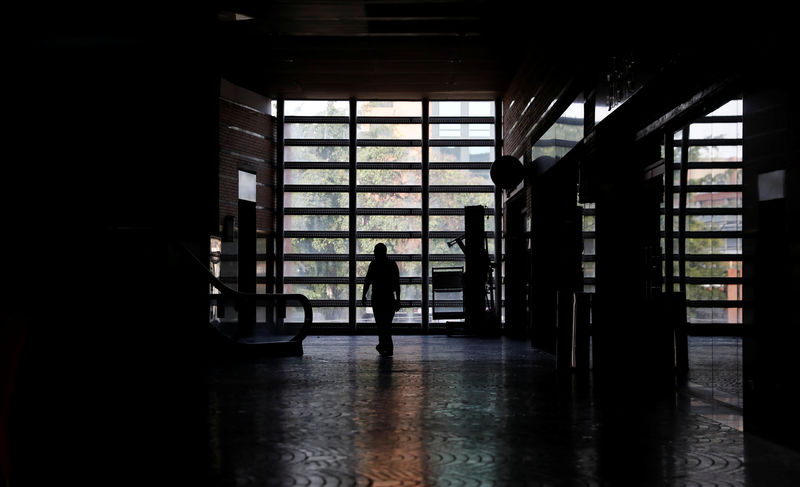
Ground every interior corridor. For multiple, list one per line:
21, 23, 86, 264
205, 335, 800, 486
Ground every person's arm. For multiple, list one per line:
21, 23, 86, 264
362, 265, 372, 306
393, 263, 401, 311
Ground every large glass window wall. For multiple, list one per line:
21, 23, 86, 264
669, 99, 744, 330
279, 99, 499, 330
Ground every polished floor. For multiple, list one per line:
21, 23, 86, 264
205, 335, 800, 486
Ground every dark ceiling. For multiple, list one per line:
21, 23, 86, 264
214, 1, 635, 100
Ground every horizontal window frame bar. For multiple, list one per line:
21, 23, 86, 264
430, 116, 495, 123
307, 300, 350, 307
429, 139, 495, 147
357, 185, 422, 192
429, 162, 493, 170
690, 115, 742, 124
675, 138, 742, 147
284, 254, 350, 261
284, 207, 349, 215
429, 185, 495, 192
357, 208, 423, 215
284, 139, 349, 146
284, 116, 350, 123
285, 162, 350, 170
356, 231, 423, 238
356, 254, 422, 261
429, 207, 494, 216
686, 185, 741, 193
356, 116, 422, 123
687, 300, 745, 308
281, 253, 422, 262
284, 185, 349, 192
685, 277, 744, 284
357, 162, 422, 170
357, 139, 421, 147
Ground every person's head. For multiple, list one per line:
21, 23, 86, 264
374, 243, 387, 259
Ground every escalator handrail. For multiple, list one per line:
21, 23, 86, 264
174, 240, 312, 342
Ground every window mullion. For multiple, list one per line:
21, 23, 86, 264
422, 98, 430, 332
349, 98, 357, 332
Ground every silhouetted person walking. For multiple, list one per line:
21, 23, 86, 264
362, 243, 400, 356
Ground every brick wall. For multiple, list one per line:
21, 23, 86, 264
218, 95, 276, 236
501, 55, 575, 160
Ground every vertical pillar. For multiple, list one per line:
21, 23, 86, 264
276, 99, 285, 326
494, 98, 504, 323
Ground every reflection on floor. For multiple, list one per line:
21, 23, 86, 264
206, 335, 800, 486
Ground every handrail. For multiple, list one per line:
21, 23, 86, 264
174, 240, 312, 345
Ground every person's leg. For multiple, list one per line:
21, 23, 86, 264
374, 306, 394, 355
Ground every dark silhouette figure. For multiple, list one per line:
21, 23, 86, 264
362, 243, 400, 356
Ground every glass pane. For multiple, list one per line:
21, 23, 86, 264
357, 305, 426, 324
284, 192, 349, 208
284, 100, 349, 117
582, 215, 595, 232
358, 124, 421, 139
687, 307, 742, 324
430, 146, 494, 163
686, 238, 742, 254
357, 146, 422, 162
429, 215, 463, 232
583, 261, 596, 278
689, 122, 742, 140
357, 215, 421, 232
429, 169, 492, 185
708, 100, 742, 117
283, 261, 349, 277
357, 192, 421, 208
357, 238, 421, 255
686, 192, 742, 208
238, 171, 256, 202
687, 284, 742, 301
284, 123, 348, 139
429, 215, 495, 232
287, 306, 349, 323
430, 238, 468, 255
356, 260, 421, 278
357, 101, 421, 116
357, 169, 421, 185
430, 101, 495, 116
686, 215, 742, 232
430, 124, 493, 139
284, 215, 348, 232
687, 145, 742, 163
583, 238, 596, 255
687, 168, 742, 185
284, 238, 349, 254
429, 192, 494, 209
284, 283, 348, 300
285, 169, 349, 185
358, 284, 422, 303
686, 261, 742, 278
284, 146, 349, 162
